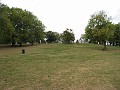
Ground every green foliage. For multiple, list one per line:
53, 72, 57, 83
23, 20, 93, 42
0, 3, 15, 44
85, 11, 114, 50
45, 31, 60, 43
62, 28, 75, 44
113, 23, 120, 46
0, 3, 45, 46
80, 34, 88, 43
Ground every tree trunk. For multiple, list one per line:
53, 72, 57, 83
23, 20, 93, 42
31, 41, 34, 46
12, 42, 15, 47
113, 42, 115, 46
102, 41, 106, 51
104, 43, 106, 50
19, 43, 22, 47
119, 42, 120, 47
116, 42, 118, 46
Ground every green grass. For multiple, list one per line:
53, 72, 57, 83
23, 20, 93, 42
0, 44, 120, 90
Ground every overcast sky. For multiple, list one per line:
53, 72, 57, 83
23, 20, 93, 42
1, 0, 120, 40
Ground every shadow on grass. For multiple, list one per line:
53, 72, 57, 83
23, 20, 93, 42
87, 44, 120, 52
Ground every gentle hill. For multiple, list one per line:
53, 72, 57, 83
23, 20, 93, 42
0, 44, 120, 90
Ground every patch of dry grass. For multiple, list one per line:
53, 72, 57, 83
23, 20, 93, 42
0, 44, 120, 90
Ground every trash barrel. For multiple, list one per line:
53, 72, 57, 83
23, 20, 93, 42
22, 49, 25, 54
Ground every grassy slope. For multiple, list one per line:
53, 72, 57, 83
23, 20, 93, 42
0, 44, 120, 90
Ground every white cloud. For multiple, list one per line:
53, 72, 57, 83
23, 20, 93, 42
1, 0, 120, 40
112, 9, 120, 23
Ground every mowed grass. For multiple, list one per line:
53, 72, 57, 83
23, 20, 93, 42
0, 44, 120, 90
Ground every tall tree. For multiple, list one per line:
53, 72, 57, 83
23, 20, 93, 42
0, 3, 15, 45
34, 20, 45, 43
10, 8, 30, 46
62, 28, 75, 44
114, 23, 120, 46
10, 8, 45, 46
0, 3, 45, 46
85, 11, 113, 50
26, 12, 45, 45
45, 31, 60, 43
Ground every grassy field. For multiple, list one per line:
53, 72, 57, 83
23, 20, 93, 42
0, 44, 120, 90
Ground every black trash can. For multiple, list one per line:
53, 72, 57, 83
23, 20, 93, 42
22, 49, 25, 54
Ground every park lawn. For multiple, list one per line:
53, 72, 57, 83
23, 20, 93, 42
0, 44, 120, 90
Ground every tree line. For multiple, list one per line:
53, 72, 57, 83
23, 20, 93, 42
0, 3, 45, 46
84, 11, 120, 50
2, 3, 119, 49
45, 28, 75, 44
0, 3, 75, 46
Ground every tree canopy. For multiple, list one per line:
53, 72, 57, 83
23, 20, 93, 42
61, 28, 75, 44
0, 3, 45, 46
85, 11, 115, 50
45, 31, 60, 43
2, 3, 120, 48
